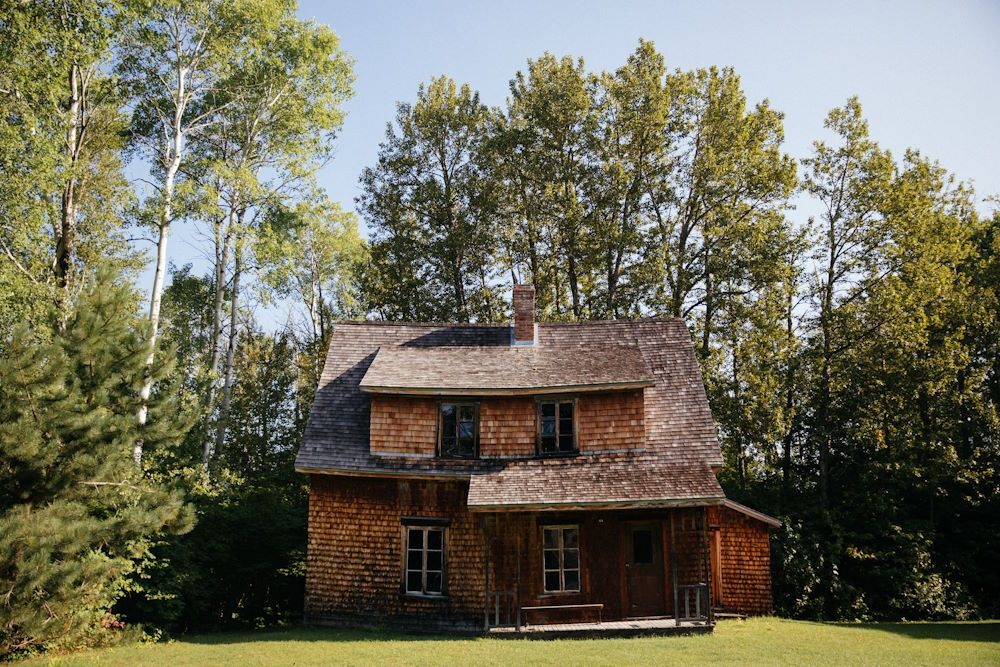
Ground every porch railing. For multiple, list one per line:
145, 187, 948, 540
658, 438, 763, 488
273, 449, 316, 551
485, 589, 519, 629
676, 583, 711, 623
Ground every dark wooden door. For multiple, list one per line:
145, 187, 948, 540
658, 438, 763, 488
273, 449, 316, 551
625, 523, 665, 617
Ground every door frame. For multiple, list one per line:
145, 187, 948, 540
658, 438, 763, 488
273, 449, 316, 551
622, 520, 667, 618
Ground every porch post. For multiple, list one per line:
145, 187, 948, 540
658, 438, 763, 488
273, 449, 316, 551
483, 516, 491, 630
670, 512, 679, 623
515, 523, 522, 631
702, 506, 714, 625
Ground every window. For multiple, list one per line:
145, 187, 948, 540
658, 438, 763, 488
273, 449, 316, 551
405, 526, 445, 595
542, 526, 580, 593
538, 400, 575, 454
439, 402, 478, 458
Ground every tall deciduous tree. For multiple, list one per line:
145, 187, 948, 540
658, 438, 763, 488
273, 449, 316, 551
360, 76, 500, 321
119, 0, 251, 458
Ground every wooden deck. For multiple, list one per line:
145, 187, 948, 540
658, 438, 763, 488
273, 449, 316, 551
488, 617, 714, 639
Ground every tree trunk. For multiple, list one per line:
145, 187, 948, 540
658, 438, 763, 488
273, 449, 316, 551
54, 63, 83, 319
136, 130, 181, 462
212, 216, 244, 464
209, 206, 235, 378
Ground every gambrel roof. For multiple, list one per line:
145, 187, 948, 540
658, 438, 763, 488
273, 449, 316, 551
296, 318, 725, 504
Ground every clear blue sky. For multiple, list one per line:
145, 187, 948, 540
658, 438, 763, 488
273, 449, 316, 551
154, 0, 1000, 321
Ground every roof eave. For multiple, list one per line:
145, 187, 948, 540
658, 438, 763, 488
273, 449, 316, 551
467, 495, 726, 513
358, 379, 655, 396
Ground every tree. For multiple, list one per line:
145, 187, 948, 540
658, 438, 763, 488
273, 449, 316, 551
118, 0, 253, 457
360, 76, 501, 322
0, 0, 138, 331
257, 199, 367, 382
497, 54, 598, 318
194, 12, 354, 466
0, 270, 192, 658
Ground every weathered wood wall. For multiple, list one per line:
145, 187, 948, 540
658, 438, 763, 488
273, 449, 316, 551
369, 395, 437, 456
577, 390, 646, 452
711, 506, 774, 615
306, 474, 486, 630
479, 398, 536, 457
307, 476, 771, 629
367, 390, 646, 458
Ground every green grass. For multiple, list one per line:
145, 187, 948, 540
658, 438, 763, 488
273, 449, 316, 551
26, 617, 1000, 666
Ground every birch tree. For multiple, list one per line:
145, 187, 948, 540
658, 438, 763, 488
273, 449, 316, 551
119, 0, 250, 461
194, 13, 353, 466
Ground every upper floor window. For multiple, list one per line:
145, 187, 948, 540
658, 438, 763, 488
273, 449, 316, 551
439, 402, 478, 458
538, 399, 575, 454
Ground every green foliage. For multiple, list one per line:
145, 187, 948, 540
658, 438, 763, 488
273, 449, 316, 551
0, 270, 193, 658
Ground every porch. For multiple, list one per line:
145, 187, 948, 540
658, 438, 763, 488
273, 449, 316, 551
478, 506, 717, 633
487, 616, 713, 638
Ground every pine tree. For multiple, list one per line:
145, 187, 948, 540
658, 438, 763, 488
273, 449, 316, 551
0, 269, 193, 658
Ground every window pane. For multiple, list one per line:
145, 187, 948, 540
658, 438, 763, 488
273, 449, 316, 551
426, 571, 442, 593
543, 550, 559, 570
460, 405, 474, 422
408, 529, 423, 549
559, 432, 575, 451
427, 529, 442, 550
632, 529, 654, 565
563, 528, 579, 548
564, 569, 580, 591
459, 420, 474, 440
540, 434, 557, 453
544, 571, 561, 592
559, 402, 573, 419
564, 548, 579, 569
407, 549, 423, 570
406, 571, 422, 593
541, 403, 555, 418
543, 528, 559, 549
541, 417, 555, 436
426, 550, 442, 571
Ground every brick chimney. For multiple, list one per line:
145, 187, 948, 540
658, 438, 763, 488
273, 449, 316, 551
512, 284, 536, 345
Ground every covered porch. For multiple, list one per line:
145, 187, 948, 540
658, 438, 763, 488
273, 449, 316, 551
477, 506, 717, 634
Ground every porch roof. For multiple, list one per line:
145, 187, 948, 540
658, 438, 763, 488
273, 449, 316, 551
467, 454, 724, 512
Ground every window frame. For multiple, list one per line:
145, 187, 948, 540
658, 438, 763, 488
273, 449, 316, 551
535, 398, 578, 455
402, 524, 447, 597
436, 401, 479, 459
541, 524, 581, 594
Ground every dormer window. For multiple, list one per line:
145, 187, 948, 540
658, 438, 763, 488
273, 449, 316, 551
538, 399, 576, 454
439, 402, 478, 458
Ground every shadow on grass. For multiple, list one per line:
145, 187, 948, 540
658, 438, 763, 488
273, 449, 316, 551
179, 626, 474, 646
823, 621, 1000, 643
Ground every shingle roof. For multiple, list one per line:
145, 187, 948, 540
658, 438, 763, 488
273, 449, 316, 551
359, 344, 653, 395
466, 454, 724, 511
295, 318, 724, 478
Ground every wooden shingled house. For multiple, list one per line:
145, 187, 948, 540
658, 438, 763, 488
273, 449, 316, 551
295, 285, 780, 635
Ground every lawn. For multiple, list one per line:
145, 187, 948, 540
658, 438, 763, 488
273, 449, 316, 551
27, 617, 1000, 666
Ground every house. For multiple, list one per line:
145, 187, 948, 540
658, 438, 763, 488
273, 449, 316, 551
295, 285, 780, 634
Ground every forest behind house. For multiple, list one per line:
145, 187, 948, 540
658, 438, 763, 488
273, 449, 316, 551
1, 1, 998, 659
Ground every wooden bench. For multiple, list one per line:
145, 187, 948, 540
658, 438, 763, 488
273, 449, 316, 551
521, 603, 604, 625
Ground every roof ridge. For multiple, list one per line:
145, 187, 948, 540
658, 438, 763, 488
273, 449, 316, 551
329, 316, 685, 328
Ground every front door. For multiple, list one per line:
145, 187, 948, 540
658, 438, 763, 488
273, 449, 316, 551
625, 523, 665, 617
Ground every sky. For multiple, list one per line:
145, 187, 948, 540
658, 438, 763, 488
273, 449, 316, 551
152, 0, 1000, 324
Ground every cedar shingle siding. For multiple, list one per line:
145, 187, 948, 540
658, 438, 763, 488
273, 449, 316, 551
577, 389, 645, 452
716, 506, 774, 615
306, 475, 486, 631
